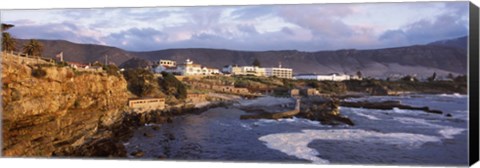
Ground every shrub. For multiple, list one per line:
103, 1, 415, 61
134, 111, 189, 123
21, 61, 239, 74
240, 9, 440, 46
234, 80, 249, 88
104, 64, 120, 76
31, 67, 47, 78
56, 61, 68, 67
123, 69, 156, 97
158, 72, 187, 100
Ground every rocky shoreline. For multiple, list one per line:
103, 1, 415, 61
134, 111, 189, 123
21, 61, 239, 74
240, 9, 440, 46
39, 94, 454, 158
57, 101, 233, 158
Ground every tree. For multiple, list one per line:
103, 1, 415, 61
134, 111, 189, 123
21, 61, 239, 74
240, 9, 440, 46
427, 72, 437, 82
453, 75, 467, 84
1, 23, 16, 52
122, 69, 155, 97
447, 73, 454, 80
252, 58, 261, 67
401, 75, 418, 82
159, 72, 187, 99
2, 32, 16, 52
356, 71, 363, 79
23, 39, 43, 57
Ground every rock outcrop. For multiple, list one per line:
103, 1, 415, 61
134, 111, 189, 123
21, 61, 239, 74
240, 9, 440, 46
2, 53, 130, 156
298, 97, 355, 126
240, 99, 300, 120
340, 100, 443, 114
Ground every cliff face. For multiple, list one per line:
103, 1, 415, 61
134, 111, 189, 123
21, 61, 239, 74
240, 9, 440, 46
1, 53, 130, 156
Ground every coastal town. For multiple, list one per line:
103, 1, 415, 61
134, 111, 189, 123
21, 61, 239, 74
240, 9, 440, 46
0, 1, 473, 166
2, 48, 466, 115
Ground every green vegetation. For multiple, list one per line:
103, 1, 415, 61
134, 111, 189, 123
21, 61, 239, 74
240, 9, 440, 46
122, 69, 159, 97
356, 71, 363, 79
252, 58, 261, 67
103, 64, 120, 76
427, 72, 437, 82
53, 61, 68, 67
400, 75, 419, 82
122, 69, 188, 101
2, 24, 16, 52
2, 32, 16, 52
23, 39, 43, 57
159, 71, 187, 100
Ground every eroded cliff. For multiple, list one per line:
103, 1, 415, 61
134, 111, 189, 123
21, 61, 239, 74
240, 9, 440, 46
2, 54, 130, 156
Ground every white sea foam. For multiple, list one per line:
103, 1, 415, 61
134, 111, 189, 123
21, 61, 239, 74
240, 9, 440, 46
259, 129, 441, 164
240, 123, 252, 130
438, 93, 467, 98
253, 117, 324, 127
438, 127, 465, 139
394, 117, 465, 139
394, 117, 439, 127
392, 107, 418, 114
354, 111, 381, 120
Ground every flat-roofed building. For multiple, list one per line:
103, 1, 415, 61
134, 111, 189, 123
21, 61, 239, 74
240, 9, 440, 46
128, 97, 165, 111
159, 59, 176, 68
265, 67, 293, 79
223, 65, 266, 76
177, 59, 220, 76
294, 73, 352, 81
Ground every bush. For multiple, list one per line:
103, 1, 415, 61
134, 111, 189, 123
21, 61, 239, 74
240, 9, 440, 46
123, 69, 156, 97
31, 67, 47, 78
158, 72, 187, 100
56, 61, 68, 67
104, 64, 120, 76
234, 80, 249, 88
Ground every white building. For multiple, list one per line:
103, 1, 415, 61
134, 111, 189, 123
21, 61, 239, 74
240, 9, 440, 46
223, 64, 292, 79
265, 67, 293, 79
158, 59, 176, 68
222, 65, 266, 76
180, 59, 221, 76
294, 73, 352, 81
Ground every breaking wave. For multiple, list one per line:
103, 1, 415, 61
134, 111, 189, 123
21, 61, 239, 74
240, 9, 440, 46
259, 129, 441, 164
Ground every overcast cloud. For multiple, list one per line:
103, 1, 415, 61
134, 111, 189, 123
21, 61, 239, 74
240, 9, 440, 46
1, 2, 469, 51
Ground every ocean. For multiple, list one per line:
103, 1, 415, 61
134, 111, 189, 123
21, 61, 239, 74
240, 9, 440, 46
125, 94, 469, 166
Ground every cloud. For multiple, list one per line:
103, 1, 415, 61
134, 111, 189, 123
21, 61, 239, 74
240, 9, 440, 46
3, 2, 469, 52
277, 4, 356, 38
102, 27, 168, 51
379, 12, 468, 46
230, 6, 275, 20
8, 21, 102, 44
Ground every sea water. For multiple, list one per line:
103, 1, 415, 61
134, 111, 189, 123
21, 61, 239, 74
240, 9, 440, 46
125, 94, 468, 166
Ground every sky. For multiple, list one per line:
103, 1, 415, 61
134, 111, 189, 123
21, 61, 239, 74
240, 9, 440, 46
1, 1, 469, 52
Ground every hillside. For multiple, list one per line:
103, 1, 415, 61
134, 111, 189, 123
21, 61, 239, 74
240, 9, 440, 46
428, 36, 468, 50
13, 36, 467, 78
133, 45, 466, 78
15, 39, 136, 65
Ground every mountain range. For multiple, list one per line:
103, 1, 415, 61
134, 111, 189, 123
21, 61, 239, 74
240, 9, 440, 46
14, 36, 467, 78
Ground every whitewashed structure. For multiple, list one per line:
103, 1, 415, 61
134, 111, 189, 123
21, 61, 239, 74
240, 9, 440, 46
222, 65, 266, 76
294, 73, 353, 81
158, 59, 176, 68
154, 59, 220, 76
265, 67, 293, 79
128, 97, 165, 112
223, 64, 292, 79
